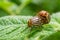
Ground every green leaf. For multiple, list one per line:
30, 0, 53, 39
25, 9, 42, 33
0, 13, 60, 40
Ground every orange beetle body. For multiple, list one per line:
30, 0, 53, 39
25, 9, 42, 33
37, 10, 50, 24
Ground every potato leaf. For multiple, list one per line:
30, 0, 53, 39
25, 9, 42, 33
0, 13, 60, 40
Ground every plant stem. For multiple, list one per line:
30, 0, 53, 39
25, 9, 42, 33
16, 0, 31, 15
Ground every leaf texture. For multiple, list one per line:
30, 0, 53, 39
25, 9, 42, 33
0, 13, 60, 40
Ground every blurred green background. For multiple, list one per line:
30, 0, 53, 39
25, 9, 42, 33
0, 0, 60, 17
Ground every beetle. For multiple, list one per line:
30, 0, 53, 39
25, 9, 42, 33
28, 10, 50, 27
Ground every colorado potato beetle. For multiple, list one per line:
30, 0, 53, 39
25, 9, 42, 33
28, 10, 50, 27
